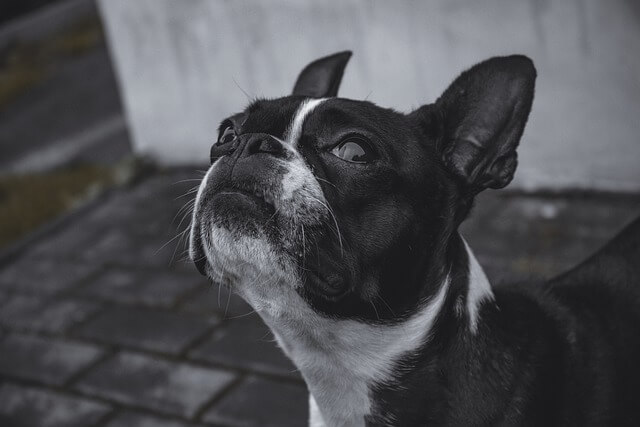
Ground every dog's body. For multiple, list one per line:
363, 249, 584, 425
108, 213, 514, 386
189, 51, 640, 426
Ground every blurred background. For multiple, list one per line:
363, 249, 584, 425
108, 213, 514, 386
0, 1, 638, 426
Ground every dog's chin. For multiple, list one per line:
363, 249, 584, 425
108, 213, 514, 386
195, 205, 299, 282
193, 190, 349, 304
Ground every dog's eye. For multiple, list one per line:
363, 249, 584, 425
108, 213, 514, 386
331, 137, 376, 163
217, 125, 236, 145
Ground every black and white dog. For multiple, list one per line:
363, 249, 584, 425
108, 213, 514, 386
189, 51, 640, 426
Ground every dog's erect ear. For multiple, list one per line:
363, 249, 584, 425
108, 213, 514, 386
429, 55, 536, 192
292, 51, 352, 98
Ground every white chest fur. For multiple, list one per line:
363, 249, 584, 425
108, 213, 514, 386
256, 277, 451, 427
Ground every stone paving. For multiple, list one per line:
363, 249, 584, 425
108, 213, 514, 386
0, 169, 639, 426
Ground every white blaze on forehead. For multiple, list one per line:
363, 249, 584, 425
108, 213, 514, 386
285, 98, 327, 146
463, 237, 494, 333
279, 98, 327, 204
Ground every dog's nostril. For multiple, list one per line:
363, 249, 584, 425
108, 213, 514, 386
246, 135, 284, 157
259, 138, 283, 154
210, 139, 240, 165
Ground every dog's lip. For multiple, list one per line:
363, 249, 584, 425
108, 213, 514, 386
194, 253, 207, 276
217, 185, 277, 210
304, 269, 351, 300
189, 223, 208, 276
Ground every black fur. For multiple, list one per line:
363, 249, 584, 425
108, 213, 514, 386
192, 51, 640, 426
292, 51, 352, 97
371, 218, 640, 426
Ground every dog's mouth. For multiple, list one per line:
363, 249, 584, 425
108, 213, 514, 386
190, 164, 339, 300
214, 185, 277, 216
190, 181, 281, 277
201, 179, 282, 232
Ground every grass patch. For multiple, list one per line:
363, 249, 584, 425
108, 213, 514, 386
0, 165, 115, 249
50, 17, 103, 56
0, 61, 44, 108
0, 16, 103, 109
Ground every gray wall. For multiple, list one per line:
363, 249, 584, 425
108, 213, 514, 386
99, 0, 640, 191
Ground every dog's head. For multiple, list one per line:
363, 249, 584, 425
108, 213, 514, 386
190, 51, 535, 322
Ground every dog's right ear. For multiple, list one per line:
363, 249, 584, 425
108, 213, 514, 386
414, 55, 536, 194
292, 51, 352, 98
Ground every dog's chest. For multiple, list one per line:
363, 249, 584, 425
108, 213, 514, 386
256, 278, 450, 427
264, 315, 379, 427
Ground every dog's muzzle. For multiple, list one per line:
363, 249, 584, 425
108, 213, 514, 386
190, 133, 291, 276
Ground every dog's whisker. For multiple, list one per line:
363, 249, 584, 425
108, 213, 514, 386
307, 194, 344, 257
176, 204, 195, 232
168, 201, 196, 266
370, 300, 381, 321
265, 204, 280, 226
173, 188, 200, 200
172, 178, 204, 185
224, 308, 258, 320
155, 230, 188, 256
315, 176, 338, 190
376, 294, 396, 317
223, 284, 233, 317
232, 76, 252, 100
172, 198, 196, 225
170, 224, 192, 265
301, 222, 307, 269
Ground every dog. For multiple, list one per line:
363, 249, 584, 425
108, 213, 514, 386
189, 51, 640, 426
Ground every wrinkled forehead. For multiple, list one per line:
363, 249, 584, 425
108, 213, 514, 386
237, 96, 306, 140
236, 96, 407, 144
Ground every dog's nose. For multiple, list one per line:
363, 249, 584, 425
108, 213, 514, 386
240, 134, 286, 158
210, 133, 286, 164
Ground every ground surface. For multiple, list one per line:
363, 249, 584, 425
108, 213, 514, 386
0, 168, 638, 426
0, 7, 128, 172
1, 2, 639, 426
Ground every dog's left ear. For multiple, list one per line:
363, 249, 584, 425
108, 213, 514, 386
292, 51, 352, 98
416, 55, 536, 193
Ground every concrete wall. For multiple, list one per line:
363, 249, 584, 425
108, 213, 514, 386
98, 0, 640, 191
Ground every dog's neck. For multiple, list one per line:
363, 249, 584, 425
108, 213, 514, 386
258, 233, 494, 427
